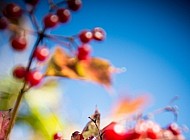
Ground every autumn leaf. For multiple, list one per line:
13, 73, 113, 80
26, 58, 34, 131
111, 95, 149, 118
45, 47, 113, 87
0, 109, 11, 139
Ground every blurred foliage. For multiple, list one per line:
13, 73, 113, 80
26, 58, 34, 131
46, 47, 113, 87
0, 77, 64, 139
0, 76, 22, 110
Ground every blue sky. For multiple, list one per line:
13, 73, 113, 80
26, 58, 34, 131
1, 0, 190, 138
54, 0, 190, 137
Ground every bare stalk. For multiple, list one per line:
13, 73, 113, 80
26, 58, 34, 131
5, 28, 46, 140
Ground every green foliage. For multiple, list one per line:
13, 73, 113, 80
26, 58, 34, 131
0, 76, 22, 110
0, 76, 64, 139
18, 79, 64, 139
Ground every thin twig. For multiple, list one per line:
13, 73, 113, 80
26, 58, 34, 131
88, 117, 103, 140
50, 34, 74, 41
48, 0, 67, 11
48, 0, 58, 11
30, 12, 40, 31
5, 28, 46, 140
45, 34, 71, 48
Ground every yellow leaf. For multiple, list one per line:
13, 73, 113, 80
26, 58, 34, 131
45, 47, 113, 87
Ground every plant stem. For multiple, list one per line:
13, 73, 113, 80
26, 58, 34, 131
88, 117, 103, 140
5, 28, 46, 140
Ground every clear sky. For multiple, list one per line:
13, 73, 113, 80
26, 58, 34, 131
0, 0, 190, 139
52, 0, 190, 138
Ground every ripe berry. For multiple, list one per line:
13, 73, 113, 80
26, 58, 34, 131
26, 70, 43, 86
43, 14, 59, 28
146, 128, 159, 139
11, 36, 27, 51
168, 123, 180, 135
123, 130, 141, 140
24, 0, 39, 6
67, 0, 82, 11
92, 27, 106, 41
34, 46, 49, 61
3, 3, 22, 19
13, 65, 26, 79
77, 44, 91, 61
0, 17, 8, 30
56, 8, 71, 23
53, 132, 62, 140
102, 122, 126, 140
79, 30, 93, 43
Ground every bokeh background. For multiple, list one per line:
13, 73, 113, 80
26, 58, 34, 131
0, 0, 190, 139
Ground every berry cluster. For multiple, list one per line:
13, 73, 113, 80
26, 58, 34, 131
43, 0, 82, 28
62, 120, 184, 140
101, 120, 185, 140
77, 27, 105, 61
51, 106, 186, 140
0, 0, 105, 88
0, 0, 107, 139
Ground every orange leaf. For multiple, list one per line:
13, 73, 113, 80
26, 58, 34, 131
112, 95, 149, 117
45, 47, 113, 87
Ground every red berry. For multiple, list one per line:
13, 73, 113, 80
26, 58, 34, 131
13, 65, 26, 79
43, 14, 59, 28
92, 27, 106, 41
67, 0, 82, 11
102, 122, 126, 140
168, 123, 180, 135
53, 132, 62, 140
56, 8, 71, 23
123, 130, 141, 140
34, 46, 49, 61
11, 36, 27, 51
79, 30, 93, 43
25, 0, 39, 6
3, 3, 22, 19
26, 70, 43, 86
77, 44, 91, 61
146, 128, 159, 139
0, 17, 8, 30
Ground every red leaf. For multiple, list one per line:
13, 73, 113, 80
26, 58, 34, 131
0, 109, 11, 139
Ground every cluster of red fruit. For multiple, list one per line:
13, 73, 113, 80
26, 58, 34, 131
101, 120, 185, 140
0, 2, 50, 86
0, 0, 106, 87
53, 120, 185, 140
77, 27, 105, 61
0, 0, 82, 51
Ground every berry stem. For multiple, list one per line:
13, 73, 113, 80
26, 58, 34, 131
45, 34, 71, 48
88, 117, 103, 140
27, 4, 40, 30
5, 28, 46, 140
